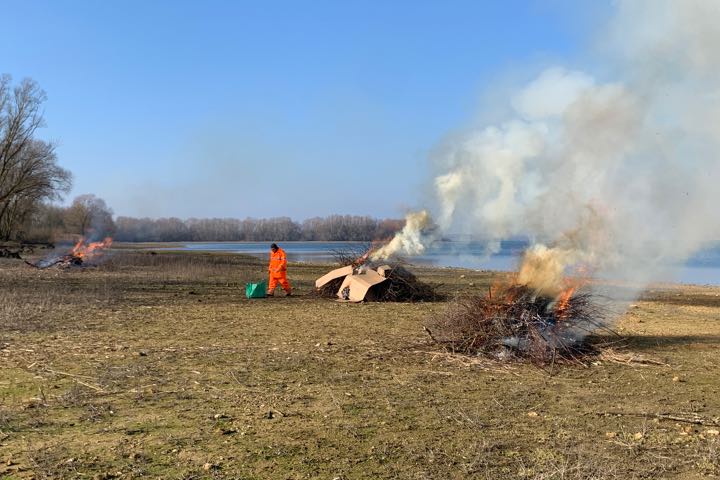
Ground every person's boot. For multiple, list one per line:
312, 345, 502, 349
266, 291, 274, 297
285, 290, 292, 297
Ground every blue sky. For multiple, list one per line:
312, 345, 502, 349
1, 0, 604, 219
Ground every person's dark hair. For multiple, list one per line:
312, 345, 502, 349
270, 243, 278, 250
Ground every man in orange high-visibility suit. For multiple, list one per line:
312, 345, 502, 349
267, 243, 292, 296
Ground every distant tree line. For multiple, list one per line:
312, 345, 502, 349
0, 75, 405, 244
20, 194, 116, 242
114, 215, 404, 242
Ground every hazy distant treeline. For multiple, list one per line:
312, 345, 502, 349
1, 75, 405, 244
115, 215, 404, 242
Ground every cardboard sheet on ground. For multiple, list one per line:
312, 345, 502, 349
337, 269, 388, 302
315, 265, 354, 288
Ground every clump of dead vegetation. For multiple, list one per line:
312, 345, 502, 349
425, 284, 608, 364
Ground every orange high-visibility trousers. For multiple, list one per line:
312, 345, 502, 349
268, 272, 291, 294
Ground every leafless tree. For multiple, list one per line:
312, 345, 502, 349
0, 75, 71, 240
65, 194, 115, 237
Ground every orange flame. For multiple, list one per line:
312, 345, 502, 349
70, 237, 113, 260
555, 284, 577, 319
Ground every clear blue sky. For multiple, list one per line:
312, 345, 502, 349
1, 0, 604, 220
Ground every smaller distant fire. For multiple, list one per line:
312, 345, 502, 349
25, 236, 113, 270
70, 237, 113, 261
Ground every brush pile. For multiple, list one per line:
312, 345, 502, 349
25, 254, 84, 270
24, 237, 112, 270
371, 265, 442, 302
315, 276, 345, 298
314, 244, 442, 302
425, 284, 606, 363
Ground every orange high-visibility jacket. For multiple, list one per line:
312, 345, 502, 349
268, 248, 288, 274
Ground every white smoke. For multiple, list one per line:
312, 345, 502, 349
371, 210, 433, 261
421, 0, 720, 293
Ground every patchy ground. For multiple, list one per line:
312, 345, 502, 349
1, 250, 719, 479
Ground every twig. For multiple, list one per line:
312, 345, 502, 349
227, 370, 243, 385
599, 411, 720, 426
75, 379, 105, 392
43, 368, 98, 380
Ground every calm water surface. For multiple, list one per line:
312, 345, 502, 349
155, 241, 720, 286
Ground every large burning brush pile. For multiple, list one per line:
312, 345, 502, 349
425, 283, 606, 363
25, 237, 113, 270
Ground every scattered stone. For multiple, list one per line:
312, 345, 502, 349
706, 429, 720, 436
605, 432, 616, 438
527, 411, 538, 417
633, 432, 643, 440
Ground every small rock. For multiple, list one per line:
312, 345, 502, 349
672, 376, 681, 382
633, 432, 643, 440
203, 462, 212, 471
468, 282, 474, 287
605, 432, 616, 438
527, 411, 538, 417
459, 275, 465, 279
265, 410, 274, 419
213, 413, 228, 420
706, 429, 720, 436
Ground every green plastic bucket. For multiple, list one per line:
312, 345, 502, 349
245, 281, 267, 299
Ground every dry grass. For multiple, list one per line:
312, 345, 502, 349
0, 250, 719, 479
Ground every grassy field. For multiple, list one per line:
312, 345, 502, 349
1, 250, 719, 479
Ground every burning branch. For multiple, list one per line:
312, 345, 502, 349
25, 237, 113, 269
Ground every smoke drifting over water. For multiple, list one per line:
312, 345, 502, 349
371, 210, 433, 261
385, 0, 720, 295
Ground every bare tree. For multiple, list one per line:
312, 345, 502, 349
0, 75, 71, 240
65, 194, 115, 237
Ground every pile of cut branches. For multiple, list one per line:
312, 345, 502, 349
313, 247, 443, 302
313, 277, 345, 298
425, 285, 606, 363
372, 265, 443, 302
330, 243, 372, 267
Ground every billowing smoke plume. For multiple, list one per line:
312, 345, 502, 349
371, 210, 433, 261
384, 0, 720, 295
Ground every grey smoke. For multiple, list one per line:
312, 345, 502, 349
423, 0, 720, 291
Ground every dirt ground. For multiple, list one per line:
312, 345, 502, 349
1, 250, 719, 479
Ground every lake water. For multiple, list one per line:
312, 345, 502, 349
155, 241, 720, 286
